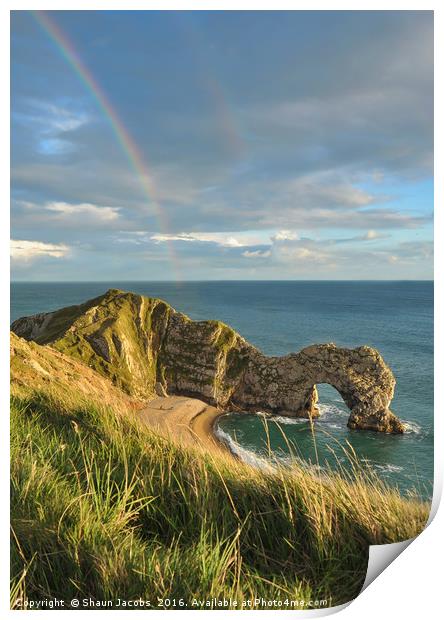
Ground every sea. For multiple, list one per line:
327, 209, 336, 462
10, 280, 433, 499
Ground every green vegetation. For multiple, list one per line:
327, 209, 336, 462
11, 381, 429, 610
12, 289, 249, 405
19, 293, 107, 346
51, 291, 171, 399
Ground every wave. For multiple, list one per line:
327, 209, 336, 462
373, 463, 404, 474
215, 424, 329, 476
317, 402, 348, 417
271, 416, 309, 426
266, 402, 348, 427
269, 408, 346, 431
401, 420, 422, 435
214, 426, 275, 471
321, 422, 342, 430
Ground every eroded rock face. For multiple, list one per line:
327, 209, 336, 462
234, 344, 403, 434
11, 288, 404, 433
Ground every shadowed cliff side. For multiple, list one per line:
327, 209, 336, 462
11, 288, 404, 433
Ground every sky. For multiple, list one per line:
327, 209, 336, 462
11, 10, 433, 281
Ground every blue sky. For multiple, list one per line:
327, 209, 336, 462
11, 10, 433, 280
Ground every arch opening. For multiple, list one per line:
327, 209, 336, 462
316, 383, 349, 412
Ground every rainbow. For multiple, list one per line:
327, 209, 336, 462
32, 10, 181, 280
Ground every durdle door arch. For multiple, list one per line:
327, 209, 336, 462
228, 344, 405, 434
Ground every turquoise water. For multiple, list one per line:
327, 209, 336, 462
10, 281, 433, 497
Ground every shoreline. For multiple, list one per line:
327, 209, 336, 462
138, 395, 230, 456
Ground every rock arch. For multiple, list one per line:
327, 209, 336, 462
229, 343, 404, 434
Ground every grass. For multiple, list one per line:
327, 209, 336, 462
10, 384, 430, 610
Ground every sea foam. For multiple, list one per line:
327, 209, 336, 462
402, 420, 422, 435
214, 426, 274, 472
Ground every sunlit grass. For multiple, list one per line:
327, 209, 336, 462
10, 386, 430, 610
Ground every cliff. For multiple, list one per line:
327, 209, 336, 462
10, 331, 139, 411
11, 288, 404, 433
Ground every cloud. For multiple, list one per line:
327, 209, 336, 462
43, 104, 89, 133
15, 99, 90, 133
363, 230, 383, 240
274, 177, 378, 209
12, 200, 123, 232
242, 249, 271, 258
11, 239, 70, 261
269, 235, 433, 273
333, 230, 390, 244
151, 231, 266, 247
13, 98, 90, 157
257, 204, 429, 231
45, 202, 121, 222
235, 14, 433, 180
272, 230, 299, 241
133, 228, 398, 267
10, 145, 429, 235
271, 238, 333, 265
394, 240, 434, 261
10, 11, 433, 280
271, 229, 389, 246
11, 13, 433, 239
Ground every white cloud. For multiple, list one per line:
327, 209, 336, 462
11, 239, 70, 261
274, 243, 332, 265
271, 230, 299, 241
363, 229, 384, 240
151, 231, 266, 247
45, 202, 121, 222
151, 233, 198, 243
18, 100, 90, 133
47, 112, 88, 133
14, 99, 90, 158
242, 250, 271, 258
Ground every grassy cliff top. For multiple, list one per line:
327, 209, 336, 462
11, 289, 246, 402
11, 288, 240, 345
11, 289, 175, 345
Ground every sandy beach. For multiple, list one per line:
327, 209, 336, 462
138, 395, 228, 454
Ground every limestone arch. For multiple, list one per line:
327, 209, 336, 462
231, 343, 404, 434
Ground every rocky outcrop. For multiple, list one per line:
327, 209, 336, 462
237, 344, 403, 434
11, 288, 404, 433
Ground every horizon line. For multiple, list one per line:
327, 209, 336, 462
10, 279, 434, 284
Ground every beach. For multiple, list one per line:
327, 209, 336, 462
138, 395, 228, 454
